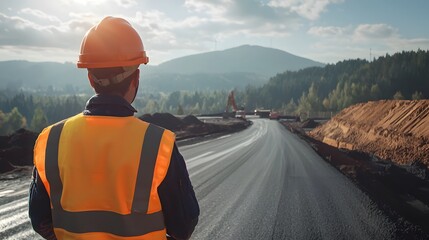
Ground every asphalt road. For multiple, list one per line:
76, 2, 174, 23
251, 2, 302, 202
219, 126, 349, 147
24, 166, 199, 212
1, 119, 398, 239
185, 119, 396, 240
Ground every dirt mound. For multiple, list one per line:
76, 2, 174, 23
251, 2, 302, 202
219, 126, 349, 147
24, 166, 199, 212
300, 119, 320, 128
138, 113, 250, 140
0, 128, 38, 173
309, 100, 429, 168
139, 113, 184, 131
182, 115, 203, 125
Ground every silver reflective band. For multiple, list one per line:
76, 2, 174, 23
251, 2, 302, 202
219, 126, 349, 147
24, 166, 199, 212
45, 121, 166, 237
91, 65, 139, 87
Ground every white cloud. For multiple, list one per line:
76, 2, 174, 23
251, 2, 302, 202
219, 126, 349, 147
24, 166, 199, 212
0, 12, 91, 49
19, 8, 61, 23
0, 0, 426, 66
308, 23, 398, 41
115, 0, 138, 8
384, 38, 429, 55
305, 23, 429, 62
0, 1, 342, 64
68, 19, 96, 32
354, 24, 398, 40
123, 1, 316, 61
60, 0, 107, 6
179, 16, 209, 28
308, 26, 346, 37
0, 45, 77, 63
129, 11, 181, 51
268, 0, 343, 20
68, 12, 99, 20
67, 12, 101, 31
183, 0, 303, 37
185, 0, 228, 17
400, 38, 429, 48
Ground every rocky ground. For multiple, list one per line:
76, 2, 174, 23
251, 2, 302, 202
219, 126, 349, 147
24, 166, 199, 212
0, 113, 251, 174
282, 100, 429, 235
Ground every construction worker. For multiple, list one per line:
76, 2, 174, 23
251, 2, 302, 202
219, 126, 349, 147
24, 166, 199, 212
29, 16, 199, 240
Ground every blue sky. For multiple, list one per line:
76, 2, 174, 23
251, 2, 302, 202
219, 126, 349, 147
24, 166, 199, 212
0, 0, 428, 65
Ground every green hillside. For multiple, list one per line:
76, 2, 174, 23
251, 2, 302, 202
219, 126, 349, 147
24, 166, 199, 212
242, 50, 429, 113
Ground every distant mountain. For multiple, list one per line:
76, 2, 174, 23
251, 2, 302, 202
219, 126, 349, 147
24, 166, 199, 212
0, 45, 325, 92
153, 45, 325, 76
141, 45, 325, 92
0, 60, 87, 92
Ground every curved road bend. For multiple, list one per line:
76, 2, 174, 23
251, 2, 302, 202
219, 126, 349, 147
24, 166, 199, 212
0, 119, 402, 239
184, 119, 397, 240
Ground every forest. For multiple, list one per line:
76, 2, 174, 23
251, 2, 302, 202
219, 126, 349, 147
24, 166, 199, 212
1, 49, 428, 134
243, 49, 429, 114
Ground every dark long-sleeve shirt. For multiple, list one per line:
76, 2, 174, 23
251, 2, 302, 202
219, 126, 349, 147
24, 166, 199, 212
29, 94, 200, 240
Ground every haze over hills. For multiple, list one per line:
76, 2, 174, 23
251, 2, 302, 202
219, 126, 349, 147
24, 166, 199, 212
142, 45, 325, 92
0, 60, 87, 93
153, 45, 325, 75
0, 45, 325, 93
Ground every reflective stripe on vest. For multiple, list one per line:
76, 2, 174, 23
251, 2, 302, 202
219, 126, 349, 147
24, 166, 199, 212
45, 122, 166, 237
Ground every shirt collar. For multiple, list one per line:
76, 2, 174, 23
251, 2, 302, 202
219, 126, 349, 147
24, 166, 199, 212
83, 94, 137, 117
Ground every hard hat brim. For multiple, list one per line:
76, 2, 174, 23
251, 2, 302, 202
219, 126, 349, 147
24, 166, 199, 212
77, 53, 149, 68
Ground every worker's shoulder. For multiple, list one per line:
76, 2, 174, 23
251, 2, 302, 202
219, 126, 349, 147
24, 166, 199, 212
38, 114, 80, 136
138, 118, 176, 139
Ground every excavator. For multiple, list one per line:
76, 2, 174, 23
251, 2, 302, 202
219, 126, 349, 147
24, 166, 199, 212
224, 91, 246, 119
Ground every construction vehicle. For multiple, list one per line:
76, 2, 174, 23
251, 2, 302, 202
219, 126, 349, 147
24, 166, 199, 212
224, 91, 246, 119
254, 109, 270, 118
269, 111, 280, 120
254, 109, 280, 119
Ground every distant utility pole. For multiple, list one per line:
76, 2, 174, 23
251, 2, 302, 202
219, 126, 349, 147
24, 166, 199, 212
370, 48, 372, 62
214, 39, 218, 51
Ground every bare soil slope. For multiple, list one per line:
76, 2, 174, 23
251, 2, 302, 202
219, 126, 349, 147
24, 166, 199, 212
310, 100, 429, 168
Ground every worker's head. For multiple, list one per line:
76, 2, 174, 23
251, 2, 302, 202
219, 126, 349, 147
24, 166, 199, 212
77, 16, 149, 103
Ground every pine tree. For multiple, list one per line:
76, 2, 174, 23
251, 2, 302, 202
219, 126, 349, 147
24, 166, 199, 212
31, 108, 49, 132
393, 91, 404, 100
0, 110, 7, 135
5, 107, 27, 134
177, 105, 184, 115
411, 91, 424, 100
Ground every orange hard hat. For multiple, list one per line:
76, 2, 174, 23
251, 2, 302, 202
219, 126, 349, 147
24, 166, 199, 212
77, 16, 149, 68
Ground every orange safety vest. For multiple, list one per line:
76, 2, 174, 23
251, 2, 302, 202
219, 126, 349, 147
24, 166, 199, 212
33, 113, 175, 240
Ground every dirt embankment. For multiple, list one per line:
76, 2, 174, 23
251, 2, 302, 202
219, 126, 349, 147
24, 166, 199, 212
0, 114, 250, 174
290, 100, 429, 235
310, 100, 429, 168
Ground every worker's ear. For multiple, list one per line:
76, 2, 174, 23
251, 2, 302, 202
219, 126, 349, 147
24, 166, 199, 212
128, 69, 140, 104
88, 72, 96, 88
132, 69, 140, 88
